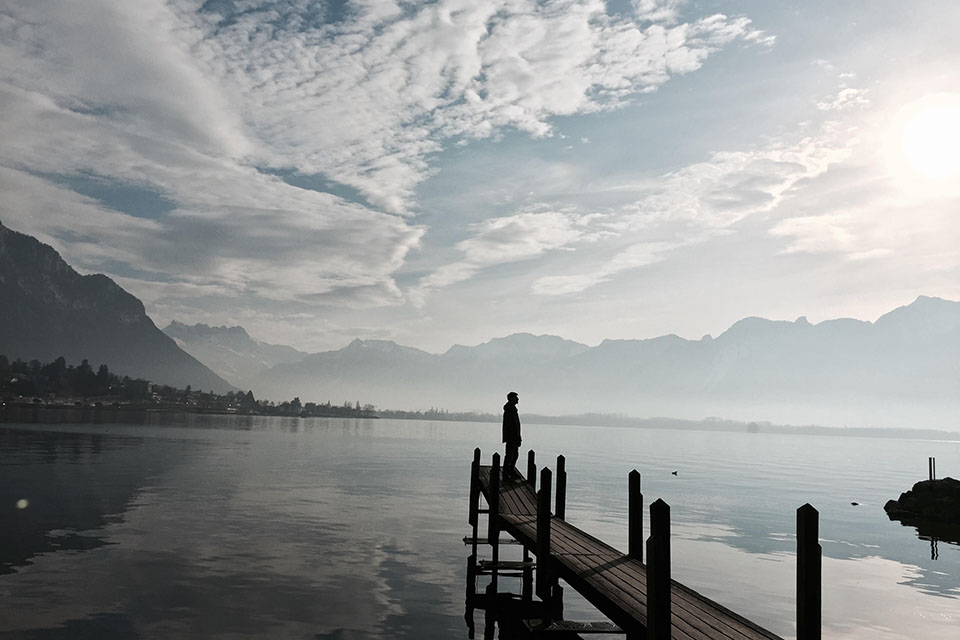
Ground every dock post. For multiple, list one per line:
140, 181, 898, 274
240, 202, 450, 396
797, 504, 821, 640
469, 448, 481, 557
466, 553, 477, 604
929, 456, 936, 480
628, 470, 643, 561
537, 467, 553, 610
528, 450, 537, 491
522, 545, 533, 602
646, 499, 671, 640
556, 455, 567, 520
489, 453, 501, 592
551, 584, 564, 621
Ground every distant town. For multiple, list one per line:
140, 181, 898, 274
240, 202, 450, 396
0, 354, 378, 418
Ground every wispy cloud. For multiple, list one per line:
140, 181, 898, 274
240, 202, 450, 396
524, 114, 859, 296
175, 0, 774, 212
410, 207, 591, 305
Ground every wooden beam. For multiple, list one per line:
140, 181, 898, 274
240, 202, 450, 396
469, 447, 481, 528
489, 452, 501, 592
797, 503, 821, 640
537, 467, 553, 603
628, 470, 642, 561
646, 498, 671, 640
528, 449, 537, 491
556, 455, 567, 520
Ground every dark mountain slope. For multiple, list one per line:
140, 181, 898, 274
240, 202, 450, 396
0, 222, 233, 392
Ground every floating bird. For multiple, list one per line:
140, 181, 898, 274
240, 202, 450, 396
671, 470, 678, 476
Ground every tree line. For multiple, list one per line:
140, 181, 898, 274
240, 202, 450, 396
0, 354, 374, 418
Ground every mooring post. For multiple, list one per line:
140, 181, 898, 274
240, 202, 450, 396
537, 467, 553, 608
489, 452, 501, 592
528, 450, 537, 491
628, 470, 643, 561
522, 545, 533, 602
929, 456, 936, 481
469, 448, 481, 548
466, 553, 477, 603
551, 584, 564, 622
797, 503, 821, 640
556, 455, 567, 520
646, 498, 671, 640
483, 582, 496, 640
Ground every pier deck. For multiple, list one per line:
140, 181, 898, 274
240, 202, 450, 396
477, 464, 784, 640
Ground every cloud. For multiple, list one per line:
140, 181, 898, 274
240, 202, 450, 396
410, 208, 590, 305
524, 113, 860, 296
0, 0, 777, 349
531, 240, 675, 295
171, 0, 774, 212
457, 210, 586, 263
817, 87, 870, 112
631, 0, 686, 25
416, 117, 857, 301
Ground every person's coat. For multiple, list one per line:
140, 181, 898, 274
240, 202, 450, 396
502, 402, 521, 444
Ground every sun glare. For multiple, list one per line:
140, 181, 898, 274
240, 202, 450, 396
898, 94, 960, 181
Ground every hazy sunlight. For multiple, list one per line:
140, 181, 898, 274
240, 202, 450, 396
898, 94, 960, 181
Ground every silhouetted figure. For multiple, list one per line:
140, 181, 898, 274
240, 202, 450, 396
502, 391, 521, 478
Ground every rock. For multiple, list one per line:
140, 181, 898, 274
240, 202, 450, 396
884, 477, 960, 524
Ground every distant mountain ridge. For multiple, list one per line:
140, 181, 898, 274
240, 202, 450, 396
245, 296, 960, 429
163, 321, 308, 389
0, 222, 233, 392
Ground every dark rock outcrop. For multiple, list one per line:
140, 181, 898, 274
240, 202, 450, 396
885, 478, 960, 541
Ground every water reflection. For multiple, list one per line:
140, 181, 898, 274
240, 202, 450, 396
1, 418, 958, 639
0, 427, 147, 575
0, 420, 470, 638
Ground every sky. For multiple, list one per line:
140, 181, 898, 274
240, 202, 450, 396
2, 0, 960, 354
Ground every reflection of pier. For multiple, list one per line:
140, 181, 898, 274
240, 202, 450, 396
465, 449, 822, 639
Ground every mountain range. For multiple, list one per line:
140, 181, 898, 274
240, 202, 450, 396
3, 221, 958, 429
0, 221, 232, 392
232, 299, 959, 430
163, 320, 307, 390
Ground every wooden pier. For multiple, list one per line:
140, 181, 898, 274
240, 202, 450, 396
465, 449, 822, 640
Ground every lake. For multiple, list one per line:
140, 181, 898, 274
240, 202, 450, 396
1, 414, 958, 639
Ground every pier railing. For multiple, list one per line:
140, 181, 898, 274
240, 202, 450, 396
466, 447, 822, 640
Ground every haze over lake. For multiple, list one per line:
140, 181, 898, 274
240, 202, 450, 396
2, 415, 957, 639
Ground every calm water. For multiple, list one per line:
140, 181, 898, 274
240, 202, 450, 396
1, 415, 958, 639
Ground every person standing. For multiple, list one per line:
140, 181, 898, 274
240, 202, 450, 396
502, 391, 521, 478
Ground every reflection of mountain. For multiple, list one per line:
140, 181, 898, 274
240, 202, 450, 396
0, 222, 233, 392
250, 298, 960, 428
0, 427, 154, 574
163, 321, 308, 390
